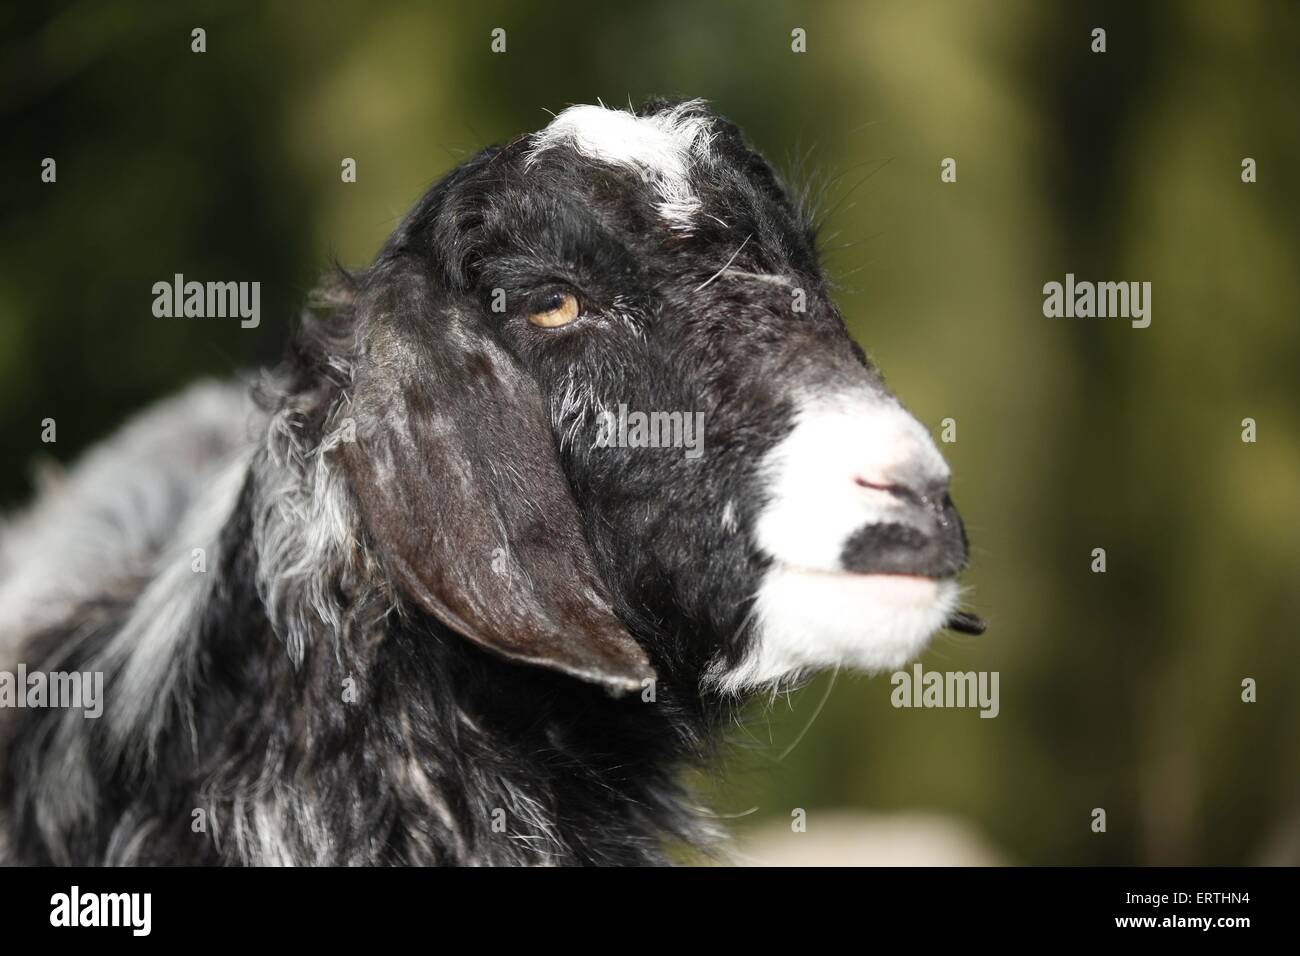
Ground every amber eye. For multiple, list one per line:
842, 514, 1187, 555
527, 291, 580, 328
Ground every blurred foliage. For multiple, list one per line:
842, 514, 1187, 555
2, 0, 1297, 864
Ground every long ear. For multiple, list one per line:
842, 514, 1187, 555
340, 265, 655, 694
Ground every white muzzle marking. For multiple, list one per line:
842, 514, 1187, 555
718, 392, 958, 692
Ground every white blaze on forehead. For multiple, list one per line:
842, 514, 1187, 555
527, 101, 713, 228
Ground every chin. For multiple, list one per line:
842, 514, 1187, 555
713, 565, 960, 694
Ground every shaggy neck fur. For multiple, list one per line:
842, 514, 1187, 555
0, 287, 720, 866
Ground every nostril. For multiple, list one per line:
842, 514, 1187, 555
854, 476, 950, 513
853, 477, 920, 504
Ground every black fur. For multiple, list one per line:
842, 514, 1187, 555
0, 100, 969, 865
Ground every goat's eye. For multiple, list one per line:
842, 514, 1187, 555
527, 291, 580, 328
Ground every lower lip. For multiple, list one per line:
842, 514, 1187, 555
778, 565, 942, 604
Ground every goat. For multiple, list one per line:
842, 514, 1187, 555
0, 99, 981, 865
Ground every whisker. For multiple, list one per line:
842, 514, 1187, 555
695, 234, 752, 292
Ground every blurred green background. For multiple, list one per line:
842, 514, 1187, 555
2, 0, 1297, 864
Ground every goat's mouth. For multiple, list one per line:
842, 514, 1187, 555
775, 563, 986, 636
829, 514, 982, 633
741, 563, 970, 682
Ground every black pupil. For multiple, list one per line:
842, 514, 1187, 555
538, 292, 565, 313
